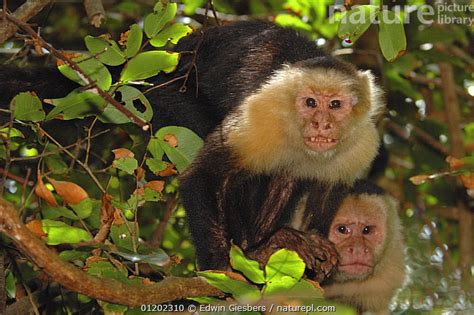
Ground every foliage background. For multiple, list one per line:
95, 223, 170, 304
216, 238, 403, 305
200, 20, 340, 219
0, 0, 472, 314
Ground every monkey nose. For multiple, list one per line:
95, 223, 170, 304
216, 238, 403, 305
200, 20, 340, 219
311, 121, 333, 130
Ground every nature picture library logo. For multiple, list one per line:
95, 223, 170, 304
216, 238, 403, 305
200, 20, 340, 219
329, 0, 473, 26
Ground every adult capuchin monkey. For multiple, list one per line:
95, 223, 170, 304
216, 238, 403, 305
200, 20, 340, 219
321, 181, 406, 314
175, 22, 384, 279
0, 21, 384, 280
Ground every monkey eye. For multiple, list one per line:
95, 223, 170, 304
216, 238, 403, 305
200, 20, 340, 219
362, 226, 372, 235
305, 97, 317, 108
329, 100, 341, 109
337, 225, 349, 234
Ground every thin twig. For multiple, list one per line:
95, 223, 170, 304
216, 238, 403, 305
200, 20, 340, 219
143, 74, 188, 95
0, 0, 52, 44
179, 2, 212, 95
84, 116, 98, 165
4, 13, 148, 130
150, 194, 177, 248
36, 124, 106, 194
11, 129, 110, 162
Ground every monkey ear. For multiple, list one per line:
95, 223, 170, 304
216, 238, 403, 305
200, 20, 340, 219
357, 70, 385, 118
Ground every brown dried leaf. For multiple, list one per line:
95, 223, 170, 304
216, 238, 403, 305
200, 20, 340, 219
56, 52, 81, 66
35, 172, 58, 207
446, 156, 464, 170
144, 180, 165, 193
112, 208, 125, 225
119, 30, 130, 46
134, 187, 145, 196
47, 177, 89, 205
142, 278, 155, 285
409, 175, 429, 185
100, 194, 114, 225
460, 174, 474, 189
163, 134, 178, 148
26, 220, 47, 238
112, 148, 134, 160
135, 167, 145, 181
158, 162, 177, 177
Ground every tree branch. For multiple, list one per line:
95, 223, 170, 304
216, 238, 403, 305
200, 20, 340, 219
405, 73, 474, 102
0, 198, 221, 307
84, 0, 106, 28
439, 62, 473, 290
0, 0, 52, 44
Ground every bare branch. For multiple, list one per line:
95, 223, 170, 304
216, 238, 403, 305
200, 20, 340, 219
0, 198, 221, 307
439, 62, 473, 290
406, 73, 474, 102
0, 0, 52, 44
84, 0, 106, 28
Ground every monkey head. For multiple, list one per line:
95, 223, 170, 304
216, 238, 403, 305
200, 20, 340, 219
226, 56, 384, 182
322, 182, 405, 313
328, 194, 388, 282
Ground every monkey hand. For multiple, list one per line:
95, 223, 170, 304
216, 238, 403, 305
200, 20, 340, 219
307, 232, 339, 282
247, 227, 337, 282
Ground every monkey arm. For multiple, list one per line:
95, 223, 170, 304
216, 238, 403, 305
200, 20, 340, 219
0, 66, 79, 107
179, 143, 232, 270
247, 228, 338, 282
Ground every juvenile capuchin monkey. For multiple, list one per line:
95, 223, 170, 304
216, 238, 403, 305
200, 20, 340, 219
322, 181, 406, 314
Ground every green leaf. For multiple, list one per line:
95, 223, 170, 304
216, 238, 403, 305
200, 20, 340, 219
263, 275, 299, 296
45, 155, 68, 174
120, 51, 179, 82
229, 245, 265, 284
113, 156, 138, 174
147, 138, 164, 159
110, 222, 138, 251
112, 249, 170, 266
42, 219, 92, 245
284, 279, 323, 298
58, 54, 112, 90
6, 271, 16, 299
145, 157, 167, 174
124, 24, 143, 58
11, 92, 45, 121
144, 2, 177, 38
85, 35, 126, 66
144, 187, 162, 202
0, 127, 24, 138
275, 14, 312, 32
70, 198, 94, 219
87, 261, 128, 282
338, 5, 379, 42
59, 250, 90, 262
377, 10, 407, 62
99, 86, 153, 124
198, 271, 261, 303
155, 126, 204, 173
42, 206, 78, 220
45, 91, 107, 120
150, 23, 193, 47
265, 249, 305, 282
181, 0, 205, 15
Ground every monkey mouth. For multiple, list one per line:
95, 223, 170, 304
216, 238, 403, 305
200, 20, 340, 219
338, 263, 373, 275
304, 136, 338, 151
